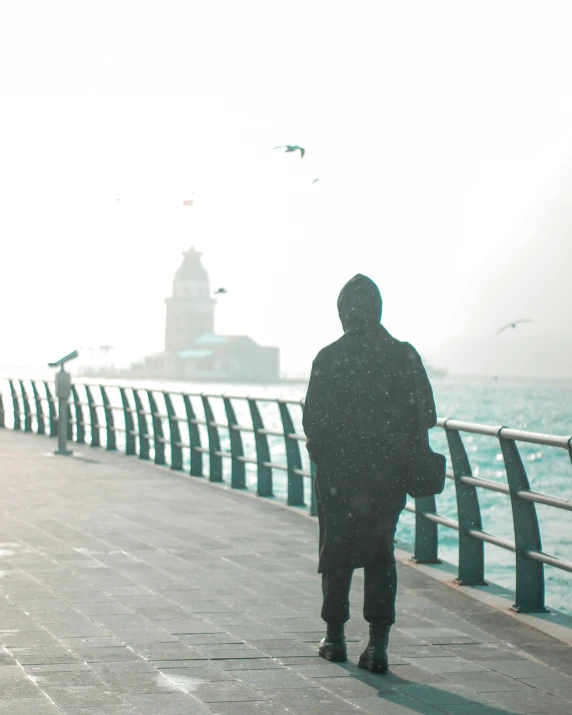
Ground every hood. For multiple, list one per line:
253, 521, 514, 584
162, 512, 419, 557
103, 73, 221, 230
337, 274, 382, 331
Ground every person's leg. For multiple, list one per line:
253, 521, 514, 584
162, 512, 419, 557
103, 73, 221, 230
318, 568, 353, 662
321, 568, 353, 624
359, 558, 397, 674
363, 558, 397, 625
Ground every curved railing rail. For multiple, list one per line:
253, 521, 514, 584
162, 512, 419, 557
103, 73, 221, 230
1, 378, 571, 614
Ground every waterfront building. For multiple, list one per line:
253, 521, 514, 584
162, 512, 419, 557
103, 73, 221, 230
139, 247, 280, 382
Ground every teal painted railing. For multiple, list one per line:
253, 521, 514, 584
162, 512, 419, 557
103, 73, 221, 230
1, 378, 571, 614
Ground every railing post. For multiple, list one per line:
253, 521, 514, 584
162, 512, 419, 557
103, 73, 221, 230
120, 388, 136, 456
85, 385, 100, 447
9, 380, 21, 431
183, 394, 203, 477
71, 385, 85, 444
223, 396, 246, 489
147, 390, 165, 465
411, 496, 441, 563
32, 381, 45, 435
201, 395, 223, 481
100, 386, 117, 451
310, 460, 317, 516
133, 389, 150, 460
248, 398, 273, 497
500, 434, 548, 613
446, 425, 487, 585
19, 380, 32, 432
0, 387, 4, 428
164, 392, 183, 471
66, 394, 74, 441
278, 400, 305, 506
44, 381, 57, 437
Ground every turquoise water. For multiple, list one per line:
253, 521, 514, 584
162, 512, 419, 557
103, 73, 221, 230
1, 374, 571, 615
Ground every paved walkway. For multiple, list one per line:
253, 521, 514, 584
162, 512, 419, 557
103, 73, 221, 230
1, 432, 572, 715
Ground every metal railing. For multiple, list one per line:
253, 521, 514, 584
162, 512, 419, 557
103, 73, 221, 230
1, 378, 571, 614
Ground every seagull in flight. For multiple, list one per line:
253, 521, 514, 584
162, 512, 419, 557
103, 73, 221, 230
214, 288, 228, 295
273, 145, 305, 159
495, 319, 533, 336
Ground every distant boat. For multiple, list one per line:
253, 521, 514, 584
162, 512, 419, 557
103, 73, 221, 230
425, 363, 448, 378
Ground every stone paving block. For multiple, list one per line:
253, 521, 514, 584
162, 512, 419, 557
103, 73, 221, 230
226, 625, 292, 640
76, 602, 134, 616
347, 692, 445, 714
93, 614, 151, 629
404, 656, 491, 673
180, 634, 244, 645
133, 606, 190, 621
62, 636, 126, 648
311, 675, 397, 698
389, 645, 454, 659
201, 613, 264, 626
159, 664, 235, 681
9, 646, 80, 665
214, 658, 285, 671
395, 683, 496, 706
110, 627, 180, 643
30, 669, 104, 687
0, 650, 18, 666
195, 643, 266, 659
263, 686, 359, 712
0, 697, 62, 714
63, 591, 115, 604
130, 642, 208, 661
248, 639, 316, 657
186, 679, 268, 702
97, 669, 181, 694
0, 677, 44, 698
229, 667, 312, 690
43, 686, 128, 709
367, 663, 450, 686
0, 630, 60, 647
488, 659, 563, 679
519, 676, 572, 699
127, 692, 214, 714
14, 599, 74, 612
60, 707, 136, 714
0, 665, 27, 679
443, 642, 527, 661
207, 702, 290, 715
289, 662, 363, 679
442, 669, 534, 691
70, 646, 143, 663
25, 663, 92, 674
484, 687, 572, 713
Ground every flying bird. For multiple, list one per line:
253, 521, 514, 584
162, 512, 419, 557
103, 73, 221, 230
214, 288, 228, 295
312, 178, 320, 184
495, 319, 533, 336
273, 145, 305, 159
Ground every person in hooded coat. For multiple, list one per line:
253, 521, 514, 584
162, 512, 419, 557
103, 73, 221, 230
303, 274, 436, 673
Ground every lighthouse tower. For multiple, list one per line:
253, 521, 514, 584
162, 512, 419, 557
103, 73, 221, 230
164, 246, 216, 353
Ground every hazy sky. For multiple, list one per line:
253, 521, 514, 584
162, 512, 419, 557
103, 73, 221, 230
2, 1, 572, 372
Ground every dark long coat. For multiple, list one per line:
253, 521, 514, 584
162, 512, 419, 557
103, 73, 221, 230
303, 275, 436, 573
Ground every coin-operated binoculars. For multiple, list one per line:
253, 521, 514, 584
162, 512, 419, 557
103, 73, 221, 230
48, 350, 79, 456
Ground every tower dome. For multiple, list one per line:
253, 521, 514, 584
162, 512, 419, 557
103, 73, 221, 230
174, 246, 209, 283
165, 246, 216, 352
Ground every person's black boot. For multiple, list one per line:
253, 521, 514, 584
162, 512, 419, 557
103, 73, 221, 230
358, 623, 391, 673
318, 623, 347, 662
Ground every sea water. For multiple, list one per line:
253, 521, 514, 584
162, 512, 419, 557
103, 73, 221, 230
1, 374, 571, 615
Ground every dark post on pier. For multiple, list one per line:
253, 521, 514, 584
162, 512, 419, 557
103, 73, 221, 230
0, 376, 571, 714
47, 350, 79, 457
